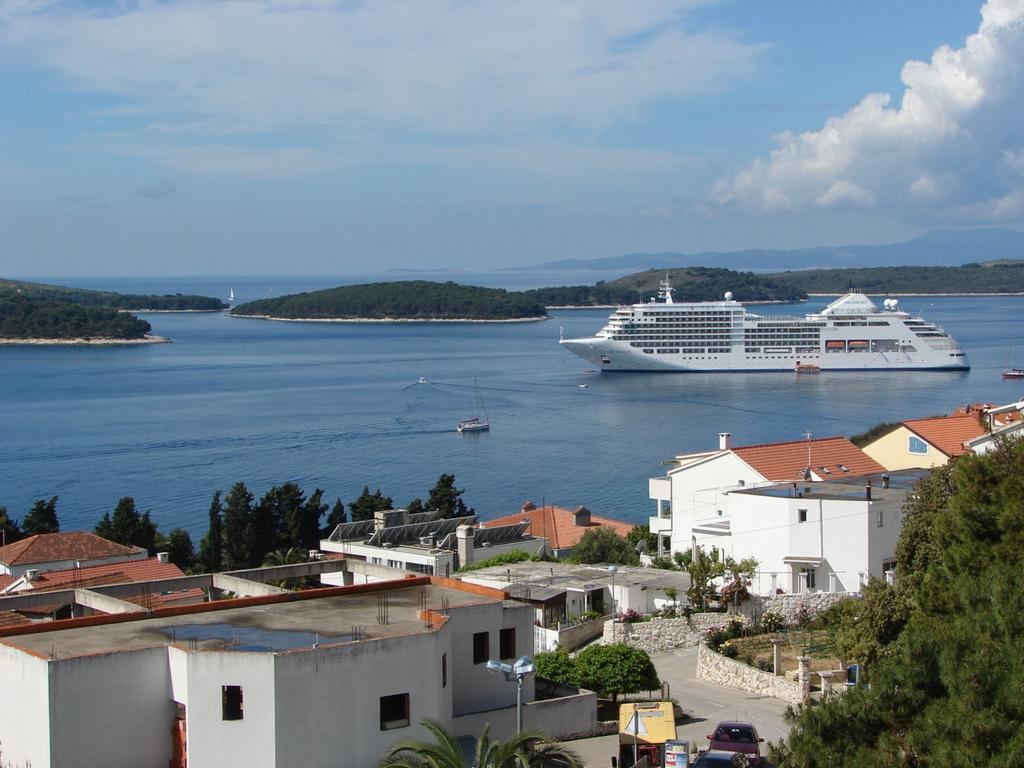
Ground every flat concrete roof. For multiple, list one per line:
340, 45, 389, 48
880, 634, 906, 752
1, 583, 496, 660
464, 561, 690, 593
732, 468, 926, 504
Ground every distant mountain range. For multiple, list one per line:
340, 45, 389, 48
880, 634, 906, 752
513, 227, 1024, 272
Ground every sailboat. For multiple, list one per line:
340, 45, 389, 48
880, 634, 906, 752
1003, 340, 1024, 379
457, 377, 490, 433
228, 288, 235, 306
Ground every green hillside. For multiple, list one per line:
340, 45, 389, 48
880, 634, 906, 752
231, 281, 548, 321
0, 295, 152, 340
0, 278, 226, 311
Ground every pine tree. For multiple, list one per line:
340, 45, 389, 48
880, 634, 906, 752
426, 474, 472, 519
96, 496, 158, 552
221, 482, 254, 570
199, 490, 224, 572
295, 488, 327, 550
0, 506, 21, 546
322, 498, 347, 537
349, 486, 393, 522
164, 529, 196, 570
22, 496, 59, 536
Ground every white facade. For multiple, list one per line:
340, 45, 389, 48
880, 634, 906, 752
0, 584, 595, 768
0, 548, 148, 578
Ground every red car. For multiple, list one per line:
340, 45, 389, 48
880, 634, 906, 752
706, 721, 765, 766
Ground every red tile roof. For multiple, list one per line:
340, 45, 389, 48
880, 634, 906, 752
0, 531, 141, 567
0, 575, 15, 591
4, 558, 205, 610
482, 503, 633, 551
732, 436, 885, 481
903, 415, 987, 458
0, 610, 31, 628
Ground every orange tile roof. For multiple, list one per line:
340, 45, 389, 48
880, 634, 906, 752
0, 531, 140, 567
482, 503, 633, 551
903, 414, 987, 458
0, 575, 15, 591
0, 610, 31, 628
732, 436, 886, 481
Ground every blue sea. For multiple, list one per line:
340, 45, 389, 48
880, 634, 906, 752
2, 272, 1022, 539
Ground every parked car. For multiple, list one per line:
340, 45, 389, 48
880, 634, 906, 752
706, 721, 764, 766
692, 750, 749, 768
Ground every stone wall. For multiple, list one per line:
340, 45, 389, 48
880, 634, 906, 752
696, 645, 805, 705
746, 591, 857, 624
601, 613, 740, 653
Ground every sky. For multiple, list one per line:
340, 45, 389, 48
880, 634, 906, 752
1, 0, 1022, 277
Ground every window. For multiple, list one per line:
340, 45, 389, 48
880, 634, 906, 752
379, 693, 410, 730
500, 628, 516, 660
442, 653, 447, 688
797, 508, 808, 523
222, 685, 243, 721
909, 436, 928, 454
801, 568, 816, 590
472, 631, 489, 664
882, 559, 897, 573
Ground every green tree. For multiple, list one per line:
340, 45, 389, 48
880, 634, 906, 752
199, 490, 224, 572
535, 649, 577, 686
349, 486, 393, 522
379, 719, 580, 767
95, 496, 158, 552
818, 579, 909, 669
163, 528, 196, 570
222, 482, 254, 570
322, 498, 347, 537
625, 524, 658, 557
775, 437, 1024, 767
571, 527, 638, 565
406, 497, 426, 515
252, 484, 300, 565
292, 487, 327, 550
574, 643, 660, 704
426, 474, 472, 519
0, 506, 21, 546
22, 496, 59, 536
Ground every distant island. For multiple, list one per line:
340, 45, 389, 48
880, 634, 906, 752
0, 278, 225, 344
230, 281, 548, 322
0, 294, 163, 343
525, 261, 1024, 307
524, 266, 807, 306
0, 278, 226, 312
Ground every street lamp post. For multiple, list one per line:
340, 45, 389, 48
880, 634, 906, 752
486, 655, 536, 734
608, 565, 618, 643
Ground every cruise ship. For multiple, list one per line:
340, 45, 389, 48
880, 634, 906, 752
559, 278, 969, 372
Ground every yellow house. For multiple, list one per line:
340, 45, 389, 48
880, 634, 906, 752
861, 414, 986, 470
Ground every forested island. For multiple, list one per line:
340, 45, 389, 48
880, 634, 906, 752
524, 266, 807, 306
525, 260, 1024, 307
231, 280, 548, 321
0, 294, 158, 342
0, 278, 226, 311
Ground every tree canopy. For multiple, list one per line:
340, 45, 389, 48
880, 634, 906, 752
571, 527, 638, 565
427, 474, 472, 519
0, 295, 153, 340
94, 496, 158, 553
775, 437, 1024, 768
573, 643, 660, 703
22, 496, 60, 536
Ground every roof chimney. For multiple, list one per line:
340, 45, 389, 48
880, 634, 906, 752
719, 432, 732, 450
25, 568, 39, 582
156, 552, 170, 564
456, 525, 474, 568
521, 501, 537, 512
573, 506, 592, 527
865, 485, 872, 501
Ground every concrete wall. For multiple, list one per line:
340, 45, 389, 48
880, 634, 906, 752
184, 650, 277, 768
862, 426, 947, 470
0, 642, 51, 768
696, 645, 804, 705
451, 690, 598, 742
50, 647, 174, 768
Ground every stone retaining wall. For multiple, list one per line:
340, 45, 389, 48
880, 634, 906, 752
696, 645, 805, 705
747, 591, 856, 624
601, 613, 740, 653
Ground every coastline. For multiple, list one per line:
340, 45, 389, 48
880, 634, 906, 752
229, 313, 549, 324
806, 291, 1024, 297
0, 334, 171, 346
127, 308, 224, 314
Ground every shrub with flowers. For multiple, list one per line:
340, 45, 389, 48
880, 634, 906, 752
616, 608, 642, 623
759, 609, 786, 633
705, 616, 745, 652
719, 575, 752, 606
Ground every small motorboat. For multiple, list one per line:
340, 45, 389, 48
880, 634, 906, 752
418, 376, 428, 384
1002, 368, 1024, 379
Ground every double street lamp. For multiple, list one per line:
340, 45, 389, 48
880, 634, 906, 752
486, 655, 536, 734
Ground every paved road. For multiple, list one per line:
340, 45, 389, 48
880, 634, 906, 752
565, 647, 792, 768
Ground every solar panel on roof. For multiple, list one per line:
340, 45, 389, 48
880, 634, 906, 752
366, 516, 476, 547
473, 523, 529, 547
327, 520, 375, 542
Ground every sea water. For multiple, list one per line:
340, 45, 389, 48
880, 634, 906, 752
1, 274, 1022, 538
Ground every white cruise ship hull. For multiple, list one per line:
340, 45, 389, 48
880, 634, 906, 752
560, 289, 969, 373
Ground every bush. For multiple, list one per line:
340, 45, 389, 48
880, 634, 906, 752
536, 649, 577, 686
575, 643, 660, 702
757, 659, 774, 673
721, 641, 739, 659
617, 608, 642, 624
580, 609, 601, 622
759, 609, 786, 633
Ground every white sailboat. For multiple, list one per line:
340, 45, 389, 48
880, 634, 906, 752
457, 377, 490, 433
228, 288, 235, 306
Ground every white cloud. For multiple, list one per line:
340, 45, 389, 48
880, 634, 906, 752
712, 0, 1024, 223
0, 0, 764, 142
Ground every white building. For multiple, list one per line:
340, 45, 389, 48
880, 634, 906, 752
649, 432, 886, 562
0, 531, 148, 579
714, 470, 923, 594
0, 576, 595, 768
320, 508, 547, 579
